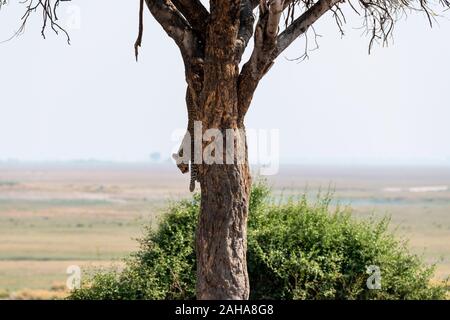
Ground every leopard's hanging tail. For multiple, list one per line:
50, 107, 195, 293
187, 88, 199, 192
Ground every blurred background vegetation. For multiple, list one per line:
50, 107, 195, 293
70, 182, 448, 300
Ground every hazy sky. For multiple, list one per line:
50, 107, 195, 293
1, 1, 449, 165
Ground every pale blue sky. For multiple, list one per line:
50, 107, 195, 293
0, 1, 449, 165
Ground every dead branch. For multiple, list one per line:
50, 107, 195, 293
4, 0, 70, 44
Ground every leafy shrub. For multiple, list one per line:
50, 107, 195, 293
70, 183, 447, 300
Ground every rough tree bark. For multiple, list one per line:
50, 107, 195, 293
197, 163, 251, 299
194, 0, 253, 299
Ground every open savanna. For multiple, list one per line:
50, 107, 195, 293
0, 163, 449, 299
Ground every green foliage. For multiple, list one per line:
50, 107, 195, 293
0, 288, 9, 299
69, 183, 447, 300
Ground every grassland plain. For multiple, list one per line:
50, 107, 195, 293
0, 163, 449, 299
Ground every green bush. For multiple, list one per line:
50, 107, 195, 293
69, 183, 447, 300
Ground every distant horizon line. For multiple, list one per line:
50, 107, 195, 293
0, 158, 449, 168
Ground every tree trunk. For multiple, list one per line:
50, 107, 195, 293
191, 0, 251, 299
196, 161, 251, 299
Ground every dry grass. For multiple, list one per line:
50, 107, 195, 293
0, 163, 449, 297
9, 289, 68, 300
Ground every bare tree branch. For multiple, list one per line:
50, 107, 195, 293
2, 0, 70, 44
267, 0, 285, 37
275, 0, 341, 58
237, 0, 450, 119
236, 0, 256, 62
250, 0, 296, 10
238, 0, 285, 122
144, 0, 196, 59
172, 0, 209, 35
276, 0, 450, 57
